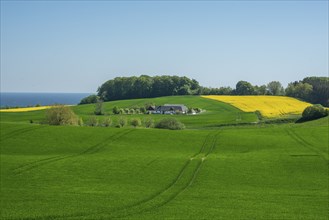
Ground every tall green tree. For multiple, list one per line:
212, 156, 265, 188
267, 81, 284, 95
235, 81, 255, 95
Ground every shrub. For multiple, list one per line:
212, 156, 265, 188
155, 118, 185, 130
118, 116, 127, 127
140, 107, 146, 114
124, 108, 130, 114
135, 109, 140, 114
144, 118, 154, 128
79, 94, 99, 105
113, 106, 120, 114
129, 109, 135, 114
94, 101, 104, 115
78, 118, 84, 126
87, 116, 98, 127
102, 117, 112, 127
301, 105, 328, 121
45, 105, 78, 125
131, 118, 142, 128
119, 108, 125, 114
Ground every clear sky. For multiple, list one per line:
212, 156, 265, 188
1, 1, 328, 93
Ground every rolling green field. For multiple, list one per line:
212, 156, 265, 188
0, 96, 328, 219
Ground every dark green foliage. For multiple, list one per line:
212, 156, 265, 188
155, 118, 185, 130
97, 75, 200, 101
79, 94, 99, 105
131, 118, 142, 127
301, 105, 328, 121
139, 107, 146, 114
94, 101, 104, 115
45, 105, 78, 126
302, 77, 329, 107
112, 106, 120, 114
286, 77, 329, 107
285, 81, 313, 100
235, 81, 255, 95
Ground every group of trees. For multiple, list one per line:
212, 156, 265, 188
80, 75, 329, 107
97, 75, 200, 101
285, 77, 329, 107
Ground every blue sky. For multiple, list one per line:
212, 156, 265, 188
1, 1, 328, 93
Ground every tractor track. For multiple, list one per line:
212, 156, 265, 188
286, 128, 327, 162
7, 131, 220, 220
100, 131, 221, 219
12, 129, 135, 175
1, 125, 45, 142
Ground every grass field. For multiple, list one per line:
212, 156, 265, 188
0, 96, 328, 219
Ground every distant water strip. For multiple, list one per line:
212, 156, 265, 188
0, 92, 92, 107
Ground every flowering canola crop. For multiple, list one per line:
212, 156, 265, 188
202, 95, 312, 118
0, 106, 52, 113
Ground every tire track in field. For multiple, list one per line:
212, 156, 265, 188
1, 125, 45, 142
101, 131, 221, 219
286, 128, 328, 162
12, 129, 135, 175
7, 131, 220, 220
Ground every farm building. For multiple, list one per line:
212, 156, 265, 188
147, 104, 188, 114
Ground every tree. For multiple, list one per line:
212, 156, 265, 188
301, 105, 328, 121
112, 106, 120, 114
118, 117, 127, 127
285, 82, 313, 100
235, 81, 255, 95
131, 118, 141, 128
87, 116, 98, 127
155, 118, 185, 130
102, 117, 112, 127
78, 118, 84, 126
267, 81, 284, 96
140, 107, 146, 114
302, 77, 329, 107
94, 101, 104, 115
45, 105, 78, 126
79, 95, 99, 105
144, 118, 154, 128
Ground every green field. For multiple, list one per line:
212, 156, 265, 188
0, 96, 328, 219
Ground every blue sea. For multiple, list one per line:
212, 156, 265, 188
0, 92, 93, 107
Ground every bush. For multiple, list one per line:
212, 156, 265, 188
140, 107, 146, 114
119, 108, 125, 114
131, 118, 141, 128
79, 94, 99, 105
46, 105, 78, 125
87, 116, 98, 127
129, 109, 135, 114
94, 101, 104, 115
301, 105, 328, 121
102, 117, 112, 127
155, 118, 185, 130
144, 117, 154, 128
78, 118, 84, 126
113, 106, 120, 114
118, 116, 127, 127
124, 108, 130, 114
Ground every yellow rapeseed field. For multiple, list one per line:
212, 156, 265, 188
0, 106, 52, 113
202, 95, 312, 118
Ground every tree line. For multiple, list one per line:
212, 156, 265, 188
79, 75, 328, 107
